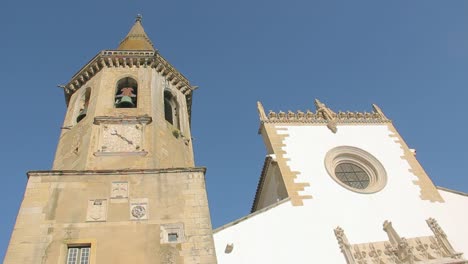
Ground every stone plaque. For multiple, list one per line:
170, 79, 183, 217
111, 181, 128, 199
86, 199, 108, 222
130, 198, 148, 220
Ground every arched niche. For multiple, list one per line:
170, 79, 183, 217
76, 87, 91, 123
164, 90, 179, 129
115, 77, 138, 108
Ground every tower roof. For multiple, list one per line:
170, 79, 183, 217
117, 15, 155, 51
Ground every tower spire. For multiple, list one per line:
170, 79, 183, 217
117, 15, 155, 51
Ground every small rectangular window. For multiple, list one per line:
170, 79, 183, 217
168, 233, 179, 242
67, 246, 90, 264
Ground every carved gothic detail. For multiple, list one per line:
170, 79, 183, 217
258, 99, 390, 126
334, 218, 467, 264
315, 99, 338, 133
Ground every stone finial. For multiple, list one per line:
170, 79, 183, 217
383, 220, 402, 246
257, 101, 267, 120
426, 218, 462, 258
372, 104, 388, 120
136, 14, 142, 22
334, 227, 354, 261
314, 99, 337, 133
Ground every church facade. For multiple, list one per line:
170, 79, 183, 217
5, 17, 468, 264
214, 101, 468, 263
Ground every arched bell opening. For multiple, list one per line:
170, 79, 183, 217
164, 90, 179, 129
115, 77, 138, 108
76, 88, 91, 123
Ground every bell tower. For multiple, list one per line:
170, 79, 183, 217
53, 15, 195, 171
5, 16, 217, 264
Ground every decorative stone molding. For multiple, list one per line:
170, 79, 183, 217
93, 115, 152, 125
324, 146, 387, 194
315, 99, 338, 133
27, 167, 207, 177
334, 218, 467, 264
257, 100, 391, 127
426, 218, 463, 259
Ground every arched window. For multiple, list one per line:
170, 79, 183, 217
76, 88, 91, 123
164, 90, 179, 128
115, 77, 138, 108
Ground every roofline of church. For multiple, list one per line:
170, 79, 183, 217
256, 101, 391, 127
251, 156, 274, 212
27, 167, 206, 178
436, 186, 468, 197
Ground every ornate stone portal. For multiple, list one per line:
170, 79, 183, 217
334, 218, 467, 264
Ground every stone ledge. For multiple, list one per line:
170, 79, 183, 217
27, 167, 206, 178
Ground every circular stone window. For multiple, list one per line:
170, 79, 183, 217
324, 146, 387, 193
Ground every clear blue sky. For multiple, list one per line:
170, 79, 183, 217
1, 0, 467, 260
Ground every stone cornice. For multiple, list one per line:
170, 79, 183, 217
27, 167, 206, 178
62, 50, 195, 118
93, 115, 152, 124
257, 100, 391, 130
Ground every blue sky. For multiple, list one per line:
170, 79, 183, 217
1, 0, 467, 259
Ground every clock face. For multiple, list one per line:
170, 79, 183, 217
100, 124, 144, 153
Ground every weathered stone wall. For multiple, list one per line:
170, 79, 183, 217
4, 168, 217, 264
53, 66, 194, 171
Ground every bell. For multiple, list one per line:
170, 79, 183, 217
116, 96, 135, 108
76, 108, 87, 123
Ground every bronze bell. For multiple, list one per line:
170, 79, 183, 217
115, 96, 135, 108
76, 108, 87, 123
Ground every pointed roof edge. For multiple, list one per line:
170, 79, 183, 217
117, 15, 155, 51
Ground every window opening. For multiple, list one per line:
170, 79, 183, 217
168, 233, 179, 242
66, 246, 90, 264
115, 77, 138, 108
324, 146, 387, 194
76, 88, 91, 123
164, 90, 179, 128
335, 163, 370, 189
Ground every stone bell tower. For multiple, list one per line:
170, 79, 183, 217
5, 16, 217, 264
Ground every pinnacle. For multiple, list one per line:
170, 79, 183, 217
117, 15, 155, 51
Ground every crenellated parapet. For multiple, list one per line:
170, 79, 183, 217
257, 100, 390, 132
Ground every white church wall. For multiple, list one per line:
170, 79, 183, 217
214, 123, 468, 263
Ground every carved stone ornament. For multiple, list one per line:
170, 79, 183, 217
111, 181, 128, 199
334, 218, 467, 264
314, 99, 338, 133
86, 199, 108, 222
131, 205, 146, 218
257, 100, 390, 127
130, 198, 148, 220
